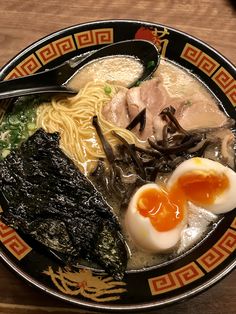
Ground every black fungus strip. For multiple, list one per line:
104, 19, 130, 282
109, 165, 126, 197
165, 133, 187, 145
92, 115, 115, 164
126, 108, 146, 132
187, 139, 211, 155
161, 124, 169, 148
148, 134, 202, 154
134, 145, 162, 157
112, 131, 146, 180
161, 106, 189, 134
90, 160, 113, 197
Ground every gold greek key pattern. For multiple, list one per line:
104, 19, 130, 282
180, 43, 203, 65
36, 35, 76, 65
3, 29, 112, 79
0, 220, 31, 260
212, 67, 236, 106
231, 217, 236, 229
181, 43, 219, 76
197, 54, 220, 76
181, 43, 235, 106
226, 82, 236, 106
197, 229, 236, 272
74, 28, 113, 49
4, 54, 42, 80
148, 262, 204, 295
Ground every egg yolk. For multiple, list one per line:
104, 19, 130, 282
136, 170, 229, 232
137, 186, 186, 232
177, 171, 229, 206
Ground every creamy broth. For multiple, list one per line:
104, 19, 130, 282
154, 59, 220, 113
108, 188, 217, 270
67, 55, 144, 90
106, 59, 223, 270
37, 57, 233, 272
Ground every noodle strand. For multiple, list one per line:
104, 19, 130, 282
37, 81, 141, 174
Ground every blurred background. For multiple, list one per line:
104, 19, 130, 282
0, 0, 235, 67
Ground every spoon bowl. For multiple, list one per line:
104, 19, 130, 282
0, 40, 160, 100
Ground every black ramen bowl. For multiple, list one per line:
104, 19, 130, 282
0, 20, 235, 312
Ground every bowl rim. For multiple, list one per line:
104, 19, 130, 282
0, 18, 235, 79
1, 248, 235, 312
0, 18, 235, 312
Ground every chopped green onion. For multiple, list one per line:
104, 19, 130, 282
21, 130, 29, 140
0, 95, 39, 154
27, 122, 36, 131
147, 60, 155, 69
8, 115, 21, 125
184, 100, 192, 107
2, 149, 10, 158
9, 124, 20, 130
104, 86, 112, 95
10, 129, 20, 142
3, 124, 9, 131
0, 140, 8, 149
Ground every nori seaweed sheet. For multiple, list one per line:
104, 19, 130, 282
0, 128, 127, 279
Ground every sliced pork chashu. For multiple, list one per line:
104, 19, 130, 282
102, 59, 233, 147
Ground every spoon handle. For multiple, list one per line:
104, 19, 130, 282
0, 64, 76, 100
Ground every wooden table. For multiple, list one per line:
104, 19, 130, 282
0, 0, 235, 313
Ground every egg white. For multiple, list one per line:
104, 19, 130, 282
167, 157, 236, 214
125, 183, 186, 253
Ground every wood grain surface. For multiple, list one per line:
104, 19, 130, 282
0, 0, 235, 313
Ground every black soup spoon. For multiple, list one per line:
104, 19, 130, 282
0, 39, 160, 100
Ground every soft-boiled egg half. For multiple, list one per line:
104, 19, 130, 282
167, 157, 236, 214
126, 157, 236, 253
125, 183, 187, 253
